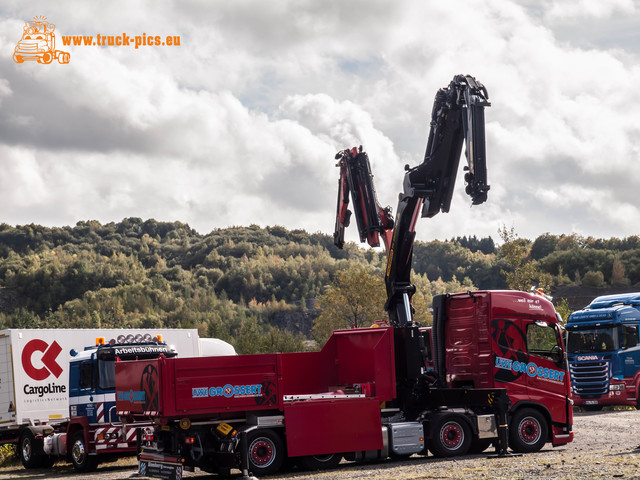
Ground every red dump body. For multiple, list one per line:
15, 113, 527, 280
117, 327, 396, 457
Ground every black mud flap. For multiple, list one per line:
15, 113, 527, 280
139, 460, 183, 480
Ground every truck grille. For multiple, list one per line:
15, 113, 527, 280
17, 44, 39, 53
569, 361, 609, 396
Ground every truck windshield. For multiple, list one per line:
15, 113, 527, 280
567, 327, 618, 354
98, 359, 116, 390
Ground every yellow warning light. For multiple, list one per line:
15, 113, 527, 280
96, 337, 105, 345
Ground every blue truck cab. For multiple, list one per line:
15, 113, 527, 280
45, 334, 177, 472
566, 293, 640, 409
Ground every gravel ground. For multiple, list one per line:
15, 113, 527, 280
1, 409, 639, 480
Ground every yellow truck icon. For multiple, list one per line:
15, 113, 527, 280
13, 17, 70, 64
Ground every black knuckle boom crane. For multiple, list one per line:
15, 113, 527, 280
333, 74, 490, 327
332, 75, 515, 454
331, 75, 572, 458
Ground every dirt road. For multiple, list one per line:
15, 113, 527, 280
1, 409, 639, 480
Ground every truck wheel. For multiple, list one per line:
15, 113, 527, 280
509, 408, 548, 453
297, 453, 342, 471
13, 53, 24, 63
70, 432, 99, 472
246, 429, 284, 476
429, 414, 471, 457
19, 430, 44, 469
57, 52, 70, 64
38, 52, 53, 64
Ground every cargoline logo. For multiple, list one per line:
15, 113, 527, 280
23, 382, 66, 397
495, 356, 565, 382
192, 384, 262, 398
22, 339, 63, 381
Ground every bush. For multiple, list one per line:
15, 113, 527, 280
0, 444, 17, 466
582, 270, 605, 287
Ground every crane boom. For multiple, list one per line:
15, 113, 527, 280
333, 74, 490, 327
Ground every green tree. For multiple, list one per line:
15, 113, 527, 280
554, 298, 572, 325
530, 233, 559, 260
499, 226, 551, 292
312, 264, 386, 344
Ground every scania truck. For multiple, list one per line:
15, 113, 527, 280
566, 293, 640, 409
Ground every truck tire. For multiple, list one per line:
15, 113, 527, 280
246, 429, 284, 476
297, 453, 342, 471
429, 414, 471, 457
19, 430, 44, 469
70, 431, 99, 472
509, 408, 548, 453
39, 52, 53, 64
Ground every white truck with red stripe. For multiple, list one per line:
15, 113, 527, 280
0, 329, 235, 472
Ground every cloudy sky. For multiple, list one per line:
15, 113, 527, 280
1, 0, 639, 244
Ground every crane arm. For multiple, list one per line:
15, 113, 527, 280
332, 74, 490, 327
333, 146, 394, 250
385, 74, 490, 326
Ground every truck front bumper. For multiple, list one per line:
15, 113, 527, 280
574, 383, 635, 408
551, 424, 573, 447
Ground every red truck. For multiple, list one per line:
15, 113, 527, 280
115, 75, 572, 479
431, 290, 572, 452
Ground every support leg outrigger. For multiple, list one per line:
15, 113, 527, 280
489, 390, 520, 458
239, 430, 259, 480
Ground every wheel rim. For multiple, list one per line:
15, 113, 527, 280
72, 439, 86, 465
440, 421, 464, 450
22, 437, 32, 462
249, 437, 276, 468
518, 417, 541, 444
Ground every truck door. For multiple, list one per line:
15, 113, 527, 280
523, 320, 569, 415
492, 317, 528, 397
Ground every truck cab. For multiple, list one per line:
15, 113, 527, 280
44, 334, 177, 471
434, 290, 573, 450
566, 293, 640, 409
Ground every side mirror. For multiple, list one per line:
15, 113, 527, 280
550, 345, 564, 365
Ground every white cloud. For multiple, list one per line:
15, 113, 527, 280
1, 0, 640, 243
543, 0, 636, 20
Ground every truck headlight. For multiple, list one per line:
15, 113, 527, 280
610, 384, 625, 391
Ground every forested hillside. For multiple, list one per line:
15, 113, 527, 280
1, 219, 639, 353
